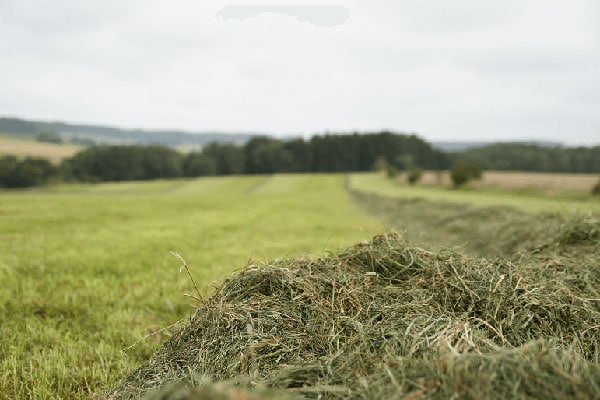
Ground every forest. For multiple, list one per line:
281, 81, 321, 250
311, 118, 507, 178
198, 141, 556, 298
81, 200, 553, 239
459, 143, 600, 173
1, 131, 599, 188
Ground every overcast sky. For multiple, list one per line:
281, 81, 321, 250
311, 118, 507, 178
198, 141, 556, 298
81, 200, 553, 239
1, 1, 599, 145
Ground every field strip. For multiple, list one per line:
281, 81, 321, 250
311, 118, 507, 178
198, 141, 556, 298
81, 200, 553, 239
245, 174, 312, 194
347, 188, 545, 257
418, 170, 599, 192
348, 172, 600, 215
0, 135, 81, 163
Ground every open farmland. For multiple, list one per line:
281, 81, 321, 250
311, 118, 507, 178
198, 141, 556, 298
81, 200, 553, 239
106, 173, 599, 399
416, 170, 600, 193
350, 172, 600, 214
348, 172, 600, 257
1, 172, 599, 399
0, 174, 382, 399
0, 134, 81, 163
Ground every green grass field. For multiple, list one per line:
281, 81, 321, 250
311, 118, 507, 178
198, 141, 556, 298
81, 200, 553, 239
349, 172, 600, 214
1, 172, 598, 399
0, 174, 384, 399
347, 172, 600, 257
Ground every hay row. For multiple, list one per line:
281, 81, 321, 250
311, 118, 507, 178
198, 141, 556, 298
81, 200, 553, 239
105, 220, 600, 399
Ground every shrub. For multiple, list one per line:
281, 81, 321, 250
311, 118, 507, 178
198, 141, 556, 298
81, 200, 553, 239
386, 164, 400, 178
0, 156, 58, 188
407, 168, 422, 185
450, 160, 482, 187
592, 178, 600, 196
372, 156, 389, 173
0, 156, 19, 187
36, 132, 63, 144
371, 156, 400, 179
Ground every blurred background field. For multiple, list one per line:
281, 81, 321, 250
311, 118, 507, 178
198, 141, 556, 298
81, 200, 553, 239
349, 172, 600, 214
416, 170, 599, 193
0, 134, 81, 164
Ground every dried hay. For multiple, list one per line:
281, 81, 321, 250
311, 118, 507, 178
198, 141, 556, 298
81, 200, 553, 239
104, 222, 600, 400
348, 188, 597, 258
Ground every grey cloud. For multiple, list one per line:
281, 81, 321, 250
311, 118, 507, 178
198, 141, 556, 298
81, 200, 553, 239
0, 0, 599, 144
0, 1, 134, 34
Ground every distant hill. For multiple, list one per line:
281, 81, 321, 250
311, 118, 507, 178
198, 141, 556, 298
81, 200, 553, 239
432, 141, 564, 152
0, 116, 574, 153
0, 117, 256, 148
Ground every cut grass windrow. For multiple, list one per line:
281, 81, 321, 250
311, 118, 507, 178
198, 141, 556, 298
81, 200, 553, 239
105, 225, 600, 399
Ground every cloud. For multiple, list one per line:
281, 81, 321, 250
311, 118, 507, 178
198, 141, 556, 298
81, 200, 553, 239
0, 0, 598, 144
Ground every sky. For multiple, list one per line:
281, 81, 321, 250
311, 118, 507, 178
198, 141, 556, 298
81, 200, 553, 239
1, 1, 599, 145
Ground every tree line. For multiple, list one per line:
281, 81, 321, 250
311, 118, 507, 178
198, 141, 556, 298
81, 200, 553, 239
1, 133, 599, 189
458, 143, 600, 173
0, 132, 450, 187
184, 132, 451, 176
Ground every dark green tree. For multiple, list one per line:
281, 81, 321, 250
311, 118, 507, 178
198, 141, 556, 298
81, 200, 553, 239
0, 156, 19, 187
244, 137, 294, 174
459, 143, 600, 173
407, 168, 423, 185
183, 152, 217, 177
63, 145, 182, 182
592, 178, 600, 196
201, 143, 245, 175
36, 132, 63, 144
282, 138, 311, 172
139, 145, 183, 179
1, 157, 58, 188
450, 160, 482, 187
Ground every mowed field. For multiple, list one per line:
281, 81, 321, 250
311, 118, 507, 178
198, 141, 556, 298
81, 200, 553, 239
0, 175, 383, 399
416, 170, 599, 192
0, 135, 81, 163
1, 172, 599, 399
351, 172, 600, 214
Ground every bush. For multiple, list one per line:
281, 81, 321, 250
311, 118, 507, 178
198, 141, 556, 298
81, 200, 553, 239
592, 178, 600, 196
386, 164, 400, 178
36, 132, 63, 144
0, 156, 19, 187
407, 168, 422, 185
0, 156, 58, 188
450, 160, 482, 187
371, 156, 400, 179
372, 156, 389, 172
